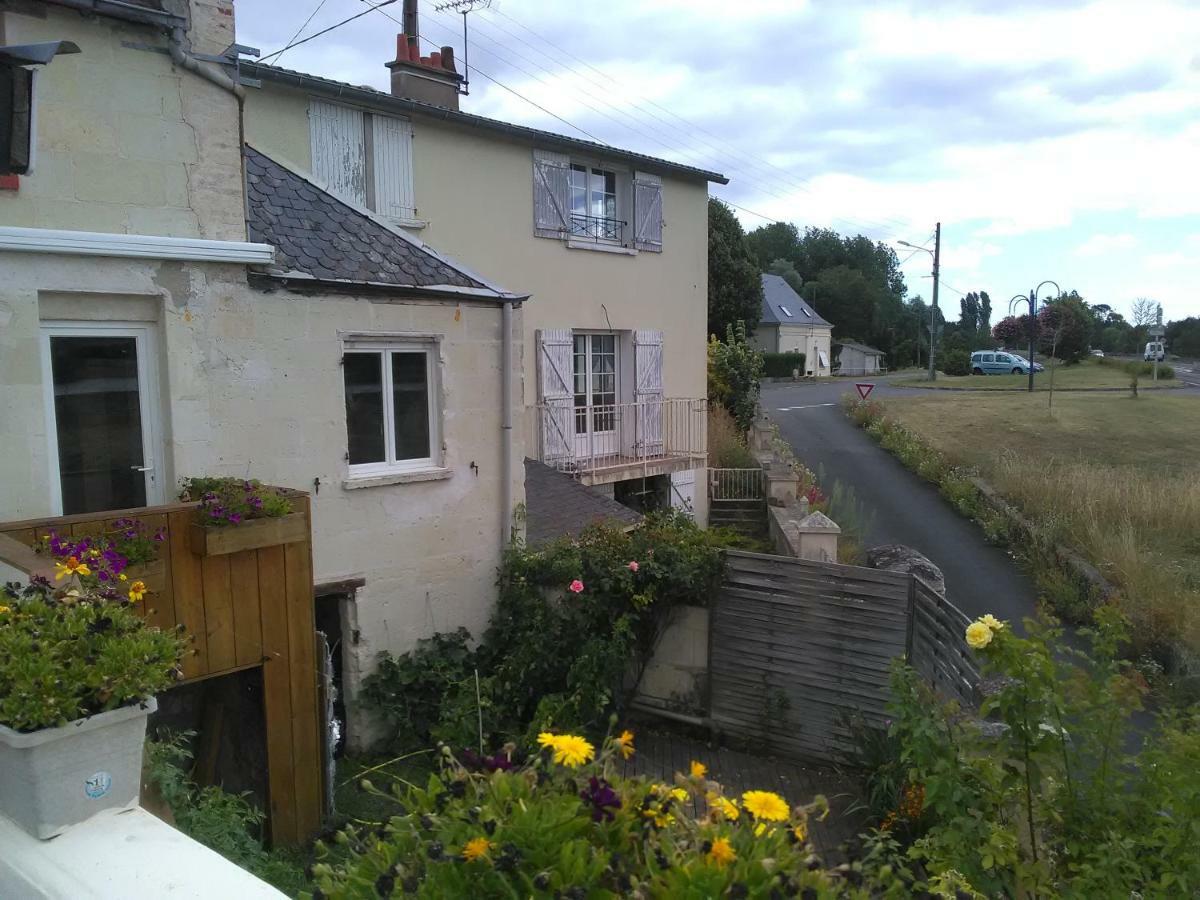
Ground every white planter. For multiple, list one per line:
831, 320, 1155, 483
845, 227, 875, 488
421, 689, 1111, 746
0, 697, 156, 839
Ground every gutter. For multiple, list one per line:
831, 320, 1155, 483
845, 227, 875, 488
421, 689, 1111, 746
500, 298, 516, 553
42, 0, 186, 29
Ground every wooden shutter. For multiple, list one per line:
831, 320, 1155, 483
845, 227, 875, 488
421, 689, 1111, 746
532, 149, 570, 239
670, 469, 696, 517
632, 172, 663, 252
372, 113, 416, 221
309, 99, 367, 207
634, 329, 664, 456
536, 329, 574, 464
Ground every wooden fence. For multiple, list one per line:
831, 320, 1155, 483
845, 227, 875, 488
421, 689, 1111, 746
709, 550, 978, 764
0, 493, 323, 845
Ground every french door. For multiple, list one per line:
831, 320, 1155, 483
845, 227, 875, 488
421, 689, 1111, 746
41, 323, 163, 515
573, 333, 618, 459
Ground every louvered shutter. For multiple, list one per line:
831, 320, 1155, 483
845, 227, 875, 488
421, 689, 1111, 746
309, 99, 367, 207
632, 172, 663, 252
532, 149, 570, 239
634, 330, 664, 456
372, 113, 416, 220
536, 329, 574, 464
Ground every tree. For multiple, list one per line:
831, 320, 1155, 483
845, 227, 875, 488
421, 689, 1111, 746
1130, 298, 1158, 328
745, 221, 800, 270
959, 292, 981, 332
802, 265, 883, 342
767, 258, 803, 295
978, 291, 992, 333
707, 323, 763, 433
707, 199, 763, 338
1038, 294, 1091, 362
1166, 317, 1200, 357
993, 314, 1038, 348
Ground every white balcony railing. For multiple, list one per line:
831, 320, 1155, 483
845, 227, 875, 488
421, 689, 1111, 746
531, 398, 707, 477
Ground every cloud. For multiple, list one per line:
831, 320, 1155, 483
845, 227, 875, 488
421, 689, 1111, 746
1076, 233, 1138, 256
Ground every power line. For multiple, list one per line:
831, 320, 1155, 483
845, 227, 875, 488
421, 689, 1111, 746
357, 0, 610, 146
275, 0, 333, 64
482, 4, 918, 235
260, 0, 400, 63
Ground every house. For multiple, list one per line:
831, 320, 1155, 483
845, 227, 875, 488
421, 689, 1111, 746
836, 341, 887, 375
752, 273, 833, 376
239, 0, 723, 525
0, 0, 524, 748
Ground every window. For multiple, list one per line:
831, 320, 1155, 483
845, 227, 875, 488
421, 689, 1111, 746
573, 333, 617, 434
343, 339, 439, 474
309, 99, 416, 222
569, 164, 620, 241
779, 305, 793, 318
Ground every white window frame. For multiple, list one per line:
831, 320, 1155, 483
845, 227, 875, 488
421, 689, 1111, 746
341, 335, 442, 478
566, 157, 630, 246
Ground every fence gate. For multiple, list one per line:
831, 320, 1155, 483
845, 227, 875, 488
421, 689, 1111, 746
709, 550, 979, 764
707, 468, 765, 535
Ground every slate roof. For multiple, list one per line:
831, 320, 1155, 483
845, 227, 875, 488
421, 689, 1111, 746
245, 146, 515, 297
242, 61, 728, 186
524, 459, 642, 547
838, 341, 886, 356
759, 274, 833, 328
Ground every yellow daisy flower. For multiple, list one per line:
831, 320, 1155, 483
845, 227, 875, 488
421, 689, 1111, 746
966, 621, 993, 649
708, 794, 740, 821
615, 729, 636, 759
707, 836, 736, 867
54, 556, 91, 580
537, 732, 557, 750
549, 734, 594, 768
128, 580, 147, 602
461, 836, 492, 862
741, 790, 790, 822
690, 760, 708, 779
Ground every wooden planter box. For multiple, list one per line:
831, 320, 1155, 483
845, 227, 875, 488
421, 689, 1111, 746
124, 558, 168, 594
189, 512, 308, 557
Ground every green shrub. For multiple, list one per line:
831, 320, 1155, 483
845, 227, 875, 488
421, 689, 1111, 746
941, 348, 971, 376
308, 731, 857, 898
762, 351, 806, 378
145, 732, 307, 894
707, 322, 764, 433
363, 514, 725, 749
0, 579, 184, 731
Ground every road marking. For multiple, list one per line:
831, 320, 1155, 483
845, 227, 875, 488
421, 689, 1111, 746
776, 403, 838, 411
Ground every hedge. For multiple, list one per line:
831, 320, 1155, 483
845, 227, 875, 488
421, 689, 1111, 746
762, 351, 806, 378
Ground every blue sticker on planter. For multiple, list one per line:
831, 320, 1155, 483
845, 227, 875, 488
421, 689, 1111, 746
84, 771, 112, 799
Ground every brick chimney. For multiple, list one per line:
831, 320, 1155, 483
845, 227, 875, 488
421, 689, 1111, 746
386, 0, 463, 109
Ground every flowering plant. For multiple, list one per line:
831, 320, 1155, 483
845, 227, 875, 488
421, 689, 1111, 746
305, 728, 854, 898
0, 576, 184, 732
36, 522, 165, 604
180, 476, 292, 527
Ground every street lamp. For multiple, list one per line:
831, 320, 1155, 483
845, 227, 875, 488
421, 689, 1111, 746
898, 224, 941, 381
1008, 280, 1061, 393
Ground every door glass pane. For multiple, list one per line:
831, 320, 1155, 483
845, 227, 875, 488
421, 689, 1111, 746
344, 352, 385, 464
49, 335, 146, 515
392, 352, 430, 461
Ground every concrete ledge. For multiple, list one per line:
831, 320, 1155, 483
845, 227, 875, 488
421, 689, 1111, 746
0, 807, 285, 899
342, 467, 453, 489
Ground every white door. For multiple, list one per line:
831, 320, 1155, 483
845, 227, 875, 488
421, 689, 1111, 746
573, 333, 619, 461
41, 323, 163, 515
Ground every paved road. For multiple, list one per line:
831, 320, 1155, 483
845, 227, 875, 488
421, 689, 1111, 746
765, 376, 1040, 626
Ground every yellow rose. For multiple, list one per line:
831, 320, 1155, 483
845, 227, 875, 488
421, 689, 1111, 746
965, 621, 993, 649
979, 613, 1005, 632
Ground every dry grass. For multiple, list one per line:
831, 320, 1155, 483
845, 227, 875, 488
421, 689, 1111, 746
887, 393, 1200, 658
707, 405, 757, 468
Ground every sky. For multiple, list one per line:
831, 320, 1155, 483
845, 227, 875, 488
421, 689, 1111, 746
236, 0, 1200, 324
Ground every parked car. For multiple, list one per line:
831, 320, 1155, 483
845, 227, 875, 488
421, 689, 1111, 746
1090, 349, 1105, 358
1144, 341, 1166, 362
971, 350, 1035, 375
1007, 353, 1044, 373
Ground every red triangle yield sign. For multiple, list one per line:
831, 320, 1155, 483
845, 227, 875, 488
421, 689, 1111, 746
855, 382, 875, 400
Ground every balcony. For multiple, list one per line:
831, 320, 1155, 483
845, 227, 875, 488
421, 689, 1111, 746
530, 398, 707, 485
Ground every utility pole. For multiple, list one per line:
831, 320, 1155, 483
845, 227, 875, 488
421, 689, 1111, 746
929, 222, 941, 381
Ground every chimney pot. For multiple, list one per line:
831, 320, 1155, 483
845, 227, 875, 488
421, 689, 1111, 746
394, 33, 407, 63
420, 55, 430, 65
429, 50, 442, 68
408, 38, 421, 62
440, 45, 457, 72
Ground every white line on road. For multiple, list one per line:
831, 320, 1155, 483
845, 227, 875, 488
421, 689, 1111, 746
776, 403, 838, 411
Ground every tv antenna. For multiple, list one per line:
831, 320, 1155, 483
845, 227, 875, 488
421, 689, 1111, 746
433, 0, 493, 96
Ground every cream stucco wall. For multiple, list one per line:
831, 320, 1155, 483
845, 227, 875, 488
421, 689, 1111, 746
0, 252, 523, 745
0, 4, 245, 240
777, 325, 833, 376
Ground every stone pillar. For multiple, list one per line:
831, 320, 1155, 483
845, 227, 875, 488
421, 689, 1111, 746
763, 462, 800, 507
795, 511, 840, 563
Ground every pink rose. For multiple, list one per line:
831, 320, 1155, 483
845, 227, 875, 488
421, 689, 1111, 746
628, 561, 639, 573
568, 579, 585, 594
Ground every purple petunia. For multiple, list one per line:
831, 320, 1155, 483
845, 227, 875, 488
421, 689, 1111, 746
580, 776, 621, 822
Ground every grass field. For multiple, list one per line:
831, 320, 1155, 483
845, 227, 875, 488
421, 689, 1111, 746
885, 392, 1200, 659
896, 357, 1177, 391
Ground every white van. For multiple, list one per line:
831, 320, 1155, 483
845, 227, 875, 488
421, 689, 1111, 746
1144, 341, 1166, 362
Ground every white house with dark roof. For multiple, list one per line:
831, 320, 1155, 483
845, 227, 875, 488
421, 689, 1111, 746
752, 273, 834, 376
239, 0, 722, 526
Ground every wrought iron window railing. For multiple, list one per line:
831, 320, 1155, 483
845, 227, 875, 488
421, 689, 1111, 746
569, 213, 625, 242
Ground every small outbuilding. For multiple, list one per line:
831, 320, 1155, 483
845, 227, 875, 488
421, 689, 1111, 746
752, 274, 834, 376
835, 342, 887, 376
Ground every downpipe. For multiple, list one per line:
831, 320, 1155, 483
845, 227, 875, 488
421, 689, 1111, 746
500, 299, 515, 552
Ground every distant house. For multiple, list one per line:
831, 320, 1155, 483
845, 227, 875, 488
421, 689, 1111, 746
836, 342, 887, 376
751, 274, 833, 376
